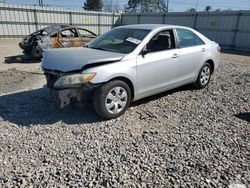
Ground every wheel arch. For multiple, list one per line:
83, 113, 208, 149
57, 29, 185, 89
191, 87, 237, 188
206, 59, 215, 74
109, 76, 135, 100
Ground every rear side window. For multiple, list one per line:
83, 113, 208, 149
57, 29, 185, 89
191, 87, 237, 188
176, 28, 205, 48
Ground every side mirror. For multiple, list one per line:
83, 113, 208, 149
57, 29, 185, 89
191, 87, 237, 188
141, 46, 149, 55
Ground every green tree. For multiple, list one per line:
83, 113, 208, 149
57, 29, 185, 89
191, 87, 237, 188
83, 0, 103, 11
126, 0, 140, 12
126, 0, 169, 13
186, 7, 196, 13
204, 5, 212, 12
158, 0, 169, 12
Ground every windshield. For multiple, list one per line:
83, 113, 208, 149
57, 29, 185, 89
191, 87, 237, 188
86, 28, 150, 54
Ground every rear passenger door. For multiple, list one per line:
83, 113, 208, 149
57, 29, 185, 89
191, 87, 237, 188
176, 28, 206, 82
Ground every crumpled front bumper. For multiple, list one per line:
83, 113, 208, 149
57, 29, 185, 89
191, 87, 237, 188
51, 88, 81, 108
44, 71, 101, 108
50, 84, 101, 108
19, 41, 31, 51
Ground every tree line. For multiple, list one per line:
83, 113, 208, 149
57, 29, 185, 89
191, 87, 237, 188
83, 0, 233, 13
83, 0, 169, 12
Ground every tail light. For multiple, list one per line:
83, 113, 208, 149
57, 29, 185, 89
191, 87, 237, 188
217, 46, 221, 53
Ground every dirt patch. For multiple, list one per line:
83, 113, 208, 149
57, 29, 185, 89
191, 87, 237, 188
221, 53, 250, 64
0, 68, 45, 94
0, 39, 41, 72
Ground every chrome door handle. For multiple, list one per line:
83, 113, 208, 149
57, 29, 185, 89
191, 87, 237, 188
201, 48, 206, 52
172, 54, 179, 58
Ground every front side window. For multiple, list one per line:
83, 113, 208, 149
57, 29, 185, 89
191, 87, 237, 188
87, 28, 150, 54
146, 30, 176, 53
176, 28, 205, 48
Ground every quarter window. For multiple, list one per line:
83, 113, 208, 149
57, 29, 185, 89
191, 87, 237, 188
176, 29, 205, 48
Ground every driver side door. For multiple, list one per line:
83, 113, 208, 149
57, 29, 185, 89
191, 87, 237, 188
137, 29, 181, 98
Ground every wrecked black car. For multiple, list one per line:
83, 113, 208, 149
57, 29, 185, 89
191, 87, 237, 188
19, 24, 97, 59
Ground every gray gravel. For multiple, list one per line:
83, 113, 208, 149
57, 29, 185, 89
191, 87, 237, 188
0, 60, 249, 187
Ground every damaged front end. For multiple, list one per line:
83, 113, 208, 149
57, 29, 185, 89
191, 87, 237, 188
41, 46, 124, 108
19, 29, 51, 59
44, 69, 99, 108
36, 36, 53, 51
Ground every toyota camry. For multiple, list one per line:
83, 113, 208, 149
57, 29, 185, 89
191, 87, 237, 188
42, 24, 221, 119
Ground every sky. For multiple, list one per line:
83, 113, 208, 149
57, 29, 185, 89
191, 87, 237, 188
1, 0, 250, 12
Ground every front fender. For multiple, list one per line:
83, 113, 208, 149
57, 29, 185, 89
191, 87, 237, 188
83, 59, 138, 95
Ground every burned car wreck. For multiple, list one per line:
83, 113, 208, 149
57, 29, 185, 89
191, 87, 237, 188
19, 24, 97, 59
42, 24, 220, 119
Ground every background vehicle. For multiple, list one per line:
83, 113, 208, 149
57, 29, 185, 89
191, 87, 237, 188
19, 24, 97, 59
42, 24, 221, 119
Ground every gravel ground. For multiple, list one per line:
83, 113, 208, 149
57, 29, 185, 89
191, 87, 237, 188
0, 69, 44, 94
0, 40, 249, 187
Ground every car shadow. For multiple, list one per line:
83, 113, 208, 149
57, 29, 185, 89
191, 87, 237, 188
234, 112, 250, 123
0, 84, 195, 127
0, 87, 102, 127
4, 54, 40, 64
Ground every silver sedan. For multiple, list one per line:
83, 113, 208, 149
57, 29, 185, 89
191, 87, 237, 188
42, 24, 221, 119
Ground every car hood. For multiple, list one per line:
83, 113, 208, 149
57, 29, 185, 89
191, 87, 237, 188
42, 47, 125, 72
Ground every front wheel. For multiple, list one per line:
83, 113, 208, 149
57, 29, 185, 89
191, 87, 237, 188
194, 62, 212, 89
93, 80, 131, 119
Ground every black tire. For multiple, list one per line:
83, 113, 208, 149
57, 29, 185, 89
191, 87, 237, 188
93, 80, 131, 119
194, 62, 212, 89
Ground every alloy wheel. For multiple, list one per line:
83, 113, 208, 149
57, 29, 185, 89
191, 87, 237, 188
105, 86, 128, 114
200, 66, 211, 86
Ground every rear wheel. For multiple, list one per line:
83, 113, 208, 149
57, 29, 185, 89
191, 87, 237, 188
93, 80, 131, 119
194, 62, 212, 89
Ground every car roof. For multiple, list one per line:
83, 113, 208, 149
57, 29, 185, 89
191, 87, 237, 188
43, 24, 93, 36
43, 24, 70, 34
118, 24, 190, 30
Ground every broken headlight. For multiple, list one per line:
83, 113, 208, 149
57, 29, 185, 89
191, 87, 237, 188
53, 73, 96, 89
